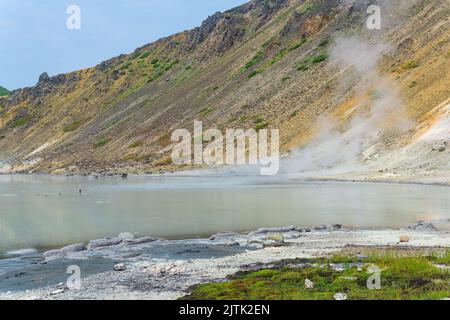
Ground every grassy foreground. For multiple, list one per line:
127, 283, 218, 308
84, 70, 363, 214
183, 251, 450, 300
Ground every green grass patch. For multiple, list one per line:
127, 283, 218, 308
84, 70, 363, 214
403, 60, 420, 70
183, 254, 450, 300
255, 122, 269, 130
319, 38, 329, 47
107, 78, 148, 107
395, 60, 420, 73
12, 118, 26, 128
253, 116, 265, 124
199, 107, 214, 117
147, 59, 179, 82
0, 86, 9, 97
129, 52, 140, 60
282, 76, 291, 82
129, 140, 143, 149
298, 2, 315, 14
248, 69, 262, 78
94, 138, 109, 148
268, 49, 288, 66
414, 0, 434, 13
120, 62, 132, 70
296, 53, 327, 71
245, 50, 264, 70
290, 110, 299, 118
262, 39, 273, 49
140, 51, 151, 59
288, 37, 308, 51
297, 63, 309, 71
63, 119, 83, 132
311, 54, 329, 64
253, 116, 268, 130
428, 251, 450, 265
105, 119, 120, 129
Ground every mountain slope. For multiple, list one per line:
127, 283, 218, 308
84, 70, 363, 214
0, 86, 9, 97
0, 0, 449, 177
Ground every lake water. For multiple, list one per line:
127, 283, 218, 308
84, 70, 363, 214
1, 174, 449, 253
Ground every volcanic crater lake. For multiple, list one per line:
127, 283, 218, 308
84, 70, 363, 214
1, 174, 450, 253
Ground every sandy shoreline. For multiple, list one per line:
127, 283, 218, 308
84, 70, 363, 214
1, 221, 449, 300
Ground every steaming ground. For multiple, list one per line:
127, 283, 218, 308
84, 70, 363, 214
279, 30, 450, 184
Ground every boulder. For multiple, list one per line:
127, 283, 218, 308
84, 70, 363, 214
50, 289, 65, 296
125, 236, 160, 245
408, 221, 437, 232
43, 243, 86, 261
265, 233, 285, 243
114, 263, 127, 272
87, 237, 123, 250
399, 236, 410, 243
314, 224, 342, 232
209, 232, 239, 240
223, 241, 240, 247
37, 72, 50, 84
432, 141, 447, 152
305, 279, 314, 289
249, 226, 299, 235
118, 232, 135, 240
334, 293, 348, 301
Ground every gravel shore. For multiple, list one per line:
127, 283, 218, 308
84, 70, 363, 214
1, 221, 449, 300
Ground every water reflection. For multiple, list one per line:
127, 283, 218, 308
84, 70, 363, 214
0, 174, 449, 252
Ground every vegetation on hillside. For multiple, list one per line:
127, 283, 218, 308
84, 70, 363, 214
0, 86, 9, 97
0, 0, 448, 174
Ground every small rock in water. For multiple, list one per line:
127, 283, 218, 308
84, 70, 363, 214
223, 241, 240, 247
305, 279, 314, 289
118, 232, 135, 240
50, 289, 65, 296
209, 232, 239, 241
399, 236, 410, 243
114, 263, 127, 272
408, 221, 437, 232
87, 237, 123, 250
250, 226, 298, 235
266, 233, 285, 243
43, 243, 86, 261
314, 224, 342, 232
125, 236, 160, 245
334, 293, 348, 301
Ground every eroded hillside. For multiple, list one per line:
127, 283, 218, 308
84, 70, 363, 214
0, 0, 449, 177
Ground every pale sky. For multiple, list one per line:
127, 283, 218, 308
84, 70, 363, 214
0, 0, 247, 90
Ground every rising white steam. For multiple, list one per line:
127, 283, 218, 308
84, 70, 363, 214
285, 36, 414, 175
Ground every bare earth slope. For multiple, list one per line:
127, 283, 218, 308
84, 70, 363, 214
0, 0, 449, 178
